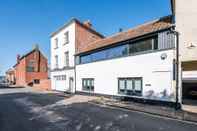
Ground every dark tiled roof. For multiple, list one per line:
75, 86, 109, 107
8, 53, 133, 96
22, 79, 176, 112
76, 16, 173, 55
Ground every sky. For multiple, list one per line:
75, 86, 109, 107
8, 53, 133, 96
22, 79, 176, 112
0, 0, 171, 75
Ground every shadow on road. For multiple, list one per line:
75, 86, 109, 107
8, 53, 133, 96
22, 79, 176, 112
0, 92, 66, 106
1, 92, 197, 131
0, 84, 25, 89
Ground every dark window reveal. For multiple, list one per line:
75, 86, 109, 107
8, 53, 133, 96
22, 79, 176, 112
34, 79, 40, 84
129, 37, 158, 54
82, 78, 94, 92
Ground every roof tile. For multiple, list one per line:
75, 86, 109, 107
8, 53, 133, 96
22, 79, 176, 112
76, 16, 173, 54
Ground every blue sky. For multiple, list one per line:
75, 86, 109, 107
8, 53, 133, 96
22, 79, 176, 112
0, 0, 171, 75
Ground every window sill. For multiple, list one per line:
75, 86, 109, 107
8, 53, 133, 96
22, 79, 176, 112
118, 92, 142, 97
63, 42, 69, 45
62, 66, 71, 70
81, 90, 94, 93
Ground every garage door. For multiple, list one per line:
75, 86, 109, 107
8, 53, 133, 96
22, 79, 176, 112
54, 75, 67, 92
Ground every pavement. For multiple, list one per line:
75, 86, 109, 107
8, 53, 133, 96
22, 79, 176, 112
1, 86, 197, 131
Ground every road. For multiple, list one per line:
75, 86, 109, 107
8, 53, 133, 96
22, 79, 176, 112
0, 86, 197, 131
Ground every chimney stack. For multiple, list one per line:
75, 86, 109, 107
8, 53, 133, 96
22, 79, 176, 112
17, 54, 20, 63
83, 20, 92, 28
33, 44, 39, 51
119, 28, 123, 32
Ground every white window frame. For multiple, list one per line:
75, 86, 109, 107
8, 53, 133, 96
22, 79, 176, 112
118, 77, 142, 96
54, 38, 58, 49
55, 55, 58, 69
64, 31, 69, 44
64, 51, 69, 67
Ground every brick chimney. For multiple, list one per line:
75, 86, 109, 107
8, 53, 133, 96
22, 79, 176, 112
83, 20, 92, 28
17, 54, 20, 64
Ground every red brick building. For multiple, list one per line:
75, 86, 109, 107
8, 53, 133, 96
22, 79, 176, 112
13, 46, 48, 87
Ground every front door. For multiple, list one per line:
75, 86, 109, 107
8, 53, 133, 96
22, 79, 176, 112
69, 77, 74, 93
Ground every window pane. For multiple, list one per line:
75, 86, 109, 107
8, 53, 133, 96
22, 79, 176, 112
80, 55, 91, 64
91, 50, 107, 61
134, 79, 142, 91
87, 80, 90, 86
64, 32, 69, 43
119, 80, 125, 90
107, 45, 128, 58
27, 67, 34, 72
65, 52, 69, 66
75, 56, 80, 65
55, 38, 58, 48
55, 55, 58, 68
90, 80, 94, 91
83, 80, 86, 86
91, 80, 94, 86
154, 38, 158, 50
129, 38, 154, 54
126, 80, 133, 90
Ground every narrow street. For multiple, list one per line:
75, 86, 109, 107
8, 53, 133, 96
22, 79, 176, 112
0, 86, 197, 131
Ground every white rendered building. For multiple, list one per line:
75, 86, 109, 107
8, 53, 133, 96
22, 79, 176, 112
50, 19, 104, 92
75, 16, 177, 104
50, 0, 197, 108
171, 0, 197, 104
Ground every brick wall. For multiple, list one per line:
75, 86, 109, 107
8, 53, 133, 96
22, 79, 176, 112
15, 58, 26, 86
25, 50, 48, 84
33, 79, 51, 90
75, 22, 103, 53
14, 49, 48, 87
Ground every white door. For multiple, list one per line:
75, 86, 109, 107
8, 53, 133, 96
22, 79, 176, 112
69, 77, 74, 93
55, 75, 67, 92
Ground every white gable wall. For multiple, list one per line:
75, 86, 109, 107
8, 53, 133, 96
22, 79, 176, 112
50, 22, 76, 92
50, 23, 76, 69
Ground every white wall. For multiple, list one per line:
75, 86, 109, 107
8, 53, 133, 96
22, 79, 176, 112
51, 70, 74, 92
76, 50, 175, 102
175, 0, 197, 61
50, 22, 76, 92
51, 23, 76, 70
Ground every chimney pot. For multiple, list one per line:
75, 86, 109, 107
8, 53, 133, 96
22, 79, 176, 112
17, 54, 20, 63
119, 28, 123, 32
83, 20, 92, 28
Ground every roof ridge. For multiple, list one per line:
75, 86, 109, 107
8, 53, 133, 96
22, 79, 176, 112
51, 18, 104, 38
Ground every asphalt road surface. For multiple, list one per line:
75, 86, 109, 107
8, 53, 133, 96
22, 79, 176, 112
1, 86, 197, 131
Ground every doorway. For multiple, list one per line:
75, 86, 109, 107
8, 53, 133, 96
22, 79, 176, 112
182, 81, 197, 104
69, 77, 74, 93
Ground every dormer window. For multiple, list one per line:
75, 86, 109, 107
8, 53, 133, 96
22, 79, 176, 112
64, 31, 69, 44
